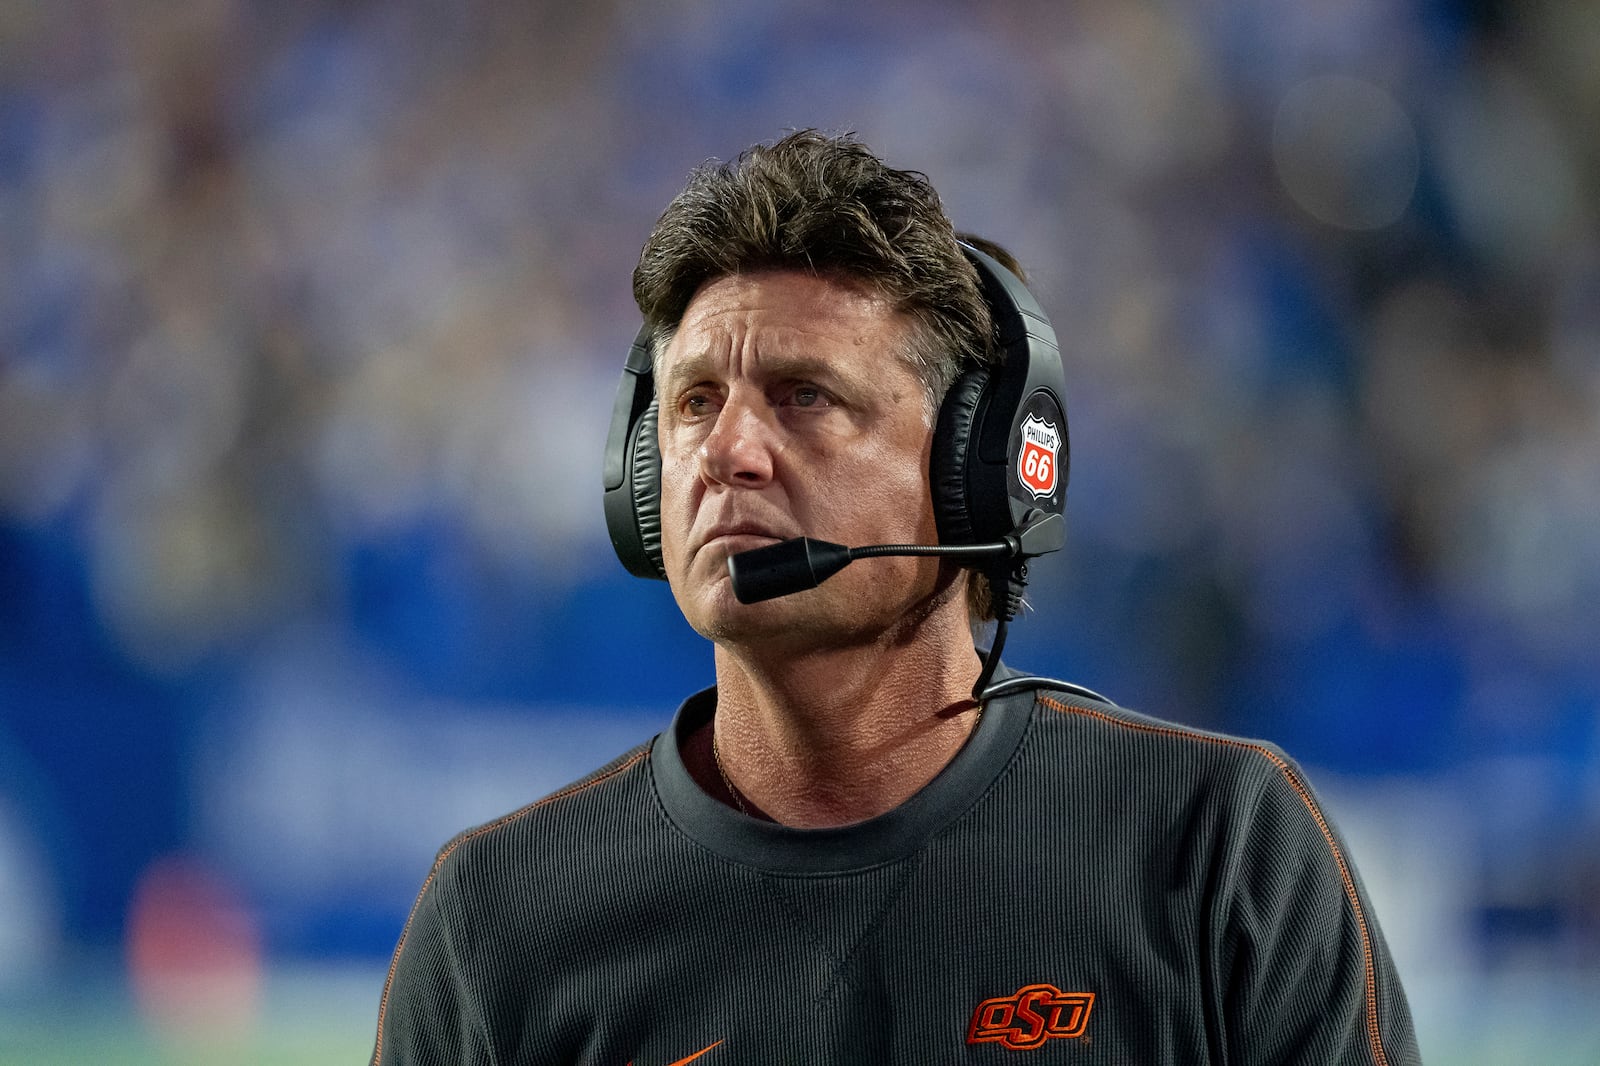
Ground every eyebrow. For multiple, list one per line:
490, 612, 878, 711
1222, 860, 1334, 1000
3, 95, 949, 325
657, 347, 872, 399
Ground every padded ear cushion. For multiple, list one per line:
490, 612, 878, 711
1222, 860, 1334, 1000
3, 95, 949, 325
931, 366, 990, 546
629, 399, 666, 579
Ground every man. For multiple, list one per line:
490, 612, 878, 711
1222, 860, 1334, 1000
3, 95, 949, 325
372, 132, 1419, 1064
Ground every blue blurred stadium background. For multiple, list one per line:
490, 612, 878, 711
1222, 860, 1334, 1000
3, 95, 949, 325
1, 0, 1597, 1061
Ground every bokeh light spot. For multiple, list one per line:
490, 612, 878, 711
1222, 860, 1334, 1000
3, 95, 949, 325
1273, 75, 1419, 230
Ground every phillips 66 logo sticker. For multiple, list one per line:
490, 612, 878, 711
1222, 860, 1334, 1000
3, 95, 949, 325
1018, 414, 1061, 498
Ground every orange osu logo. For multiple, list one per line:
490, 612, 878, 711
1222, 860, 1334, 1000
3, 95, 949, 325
967, 983, 1094, 1050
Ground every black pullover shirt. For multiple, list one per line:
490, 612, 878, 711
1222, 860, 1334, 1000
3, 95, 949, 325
373, 674, 1419, 1065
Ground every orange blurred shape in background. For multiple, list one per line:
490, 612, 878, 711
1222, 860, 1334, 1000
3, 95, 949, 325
125, 855, 263, 1050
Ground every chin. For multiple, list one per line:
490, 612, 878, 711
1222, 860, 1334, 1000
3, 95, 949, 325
690, 578, 951, 655
683, 584, 817, 645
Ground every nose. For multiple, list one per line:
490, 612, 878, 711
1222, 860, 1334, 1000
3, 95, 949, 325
697, 394, 775, 488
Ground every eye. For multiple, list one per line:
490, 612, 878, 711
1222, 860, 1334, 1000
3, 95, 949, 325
783, 383, 832, 409
678, 388, 721, 419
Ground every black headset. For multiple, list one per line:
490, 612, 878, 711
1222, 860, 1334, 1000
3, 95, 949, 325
601, 243, 1069, 586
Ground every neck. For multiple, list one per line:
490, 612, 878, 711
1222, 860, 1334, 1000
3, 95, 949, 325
708, 609, 985, 828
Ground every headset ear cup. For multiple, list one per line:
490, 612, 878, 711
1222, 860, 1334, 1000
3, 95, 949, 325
931, 367, 990, 546
629, 398, 667, 579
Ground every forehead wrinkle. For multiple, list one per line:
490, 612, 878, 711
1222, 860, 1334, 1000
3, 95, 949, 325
658, 329, 889, 397
655, 270, 919, 399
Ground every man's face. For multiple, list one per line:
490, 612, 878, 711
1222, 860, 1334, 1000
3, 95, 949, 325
655, 270, 955, 650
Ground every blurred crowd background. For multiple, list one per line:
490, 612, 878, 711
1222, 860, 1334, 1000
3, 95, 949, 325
1, 0, 1597, 1061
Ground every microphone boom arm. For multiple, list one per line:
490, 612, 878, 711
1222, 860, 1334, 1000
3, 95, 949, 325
726, 511, 1062, 606
724, 511, 1064, 700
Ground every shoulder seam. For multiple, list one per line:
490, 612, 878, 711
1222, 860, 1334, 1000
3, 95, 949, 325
369, 749, 650, 1065
1035, 694, 1392, 1066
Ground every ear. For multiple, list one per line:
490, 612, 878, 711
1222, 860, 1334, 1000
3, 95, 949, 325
603, 325, 669, 580
930, 366, 991, 546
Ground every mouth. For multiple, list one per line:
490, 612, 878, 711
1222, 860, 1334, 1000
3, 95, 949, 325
692, 518, 799, 562
700, 525, 787, 552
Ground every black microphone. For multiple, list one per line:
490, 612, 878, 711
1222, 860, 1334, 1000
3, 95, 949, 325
724, 510, 1064, 700
727, 511, 1064, 605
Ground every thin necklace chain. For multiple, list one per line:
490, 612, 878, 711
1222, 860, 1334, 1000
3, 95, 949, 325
710, 702, 986, 818
710, 728, 749, 815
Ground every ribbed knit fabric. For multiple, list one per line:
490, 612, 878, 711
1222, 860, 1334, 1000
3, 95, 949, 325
372, 673, 1419, 1065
